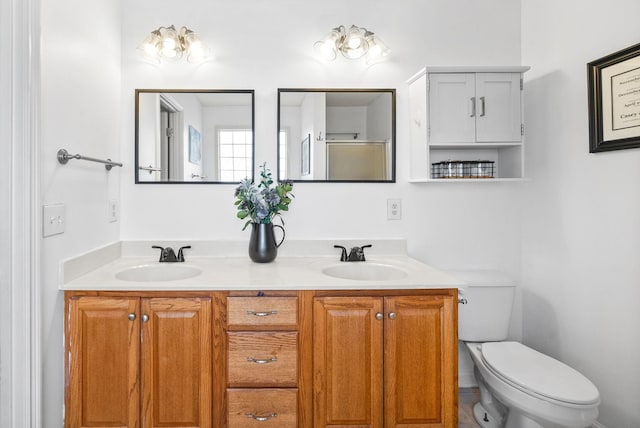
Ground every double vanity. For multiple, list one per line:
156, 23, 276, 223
61, 240, 462, 428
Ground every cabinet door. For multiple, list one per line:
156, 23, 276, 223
141, 298, 212, 428
475, 73, 522, 143
65, 296, 140, 428
313, 297, 383, 428
384, 295, 458, 428
428, 73, 476, 144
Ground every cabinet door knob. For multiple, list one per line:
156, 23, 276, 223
246, 412, 277, 422
375, 312, 384, 320
246, 356, 277, 364
388, 312, 397, 320
127, 313, 136, 321
141, 314, 149, 323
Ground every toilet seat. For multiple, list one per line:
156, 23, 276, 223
480, 341, 600, 406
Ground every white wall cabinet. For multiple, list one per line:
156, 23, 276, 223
408, 66, 529, 182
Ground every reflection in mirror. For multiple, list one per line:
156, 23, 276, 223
278, 88, 395, 182
135, 89, 254, 183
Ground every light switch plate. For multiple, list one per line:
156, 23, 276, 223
43, 204, 65, 237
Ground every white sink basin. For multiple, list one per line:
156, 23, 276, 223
115, 264, 202, 282
322, 262, 409, 281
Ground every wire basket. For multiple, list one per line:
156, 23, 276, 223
431, 160, 495, 179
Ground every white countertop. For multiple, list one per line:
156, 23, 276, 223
60, 240, 464, 291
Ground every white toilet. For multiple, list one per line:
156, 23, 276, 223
455, 270, 600, 428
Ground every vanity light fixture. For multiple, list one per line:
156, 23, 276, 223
138, 25, 211, 64
313, 25, 390, 63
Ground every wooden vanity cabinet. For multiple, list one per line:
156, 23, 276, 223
64, 293, 212, 428
312, 290, 458, 428
65, 289, 456, 428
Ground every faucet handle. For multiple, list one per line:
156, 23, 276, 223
333, 245, 348, 261
152, 245, 165, 262
177, 245, 191, 262
359, 244, 372, 261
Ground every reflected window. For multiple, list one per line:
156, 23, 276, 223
219, 129, 253, 181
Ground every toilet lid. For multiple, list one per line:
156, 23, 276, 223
481, 341, 600, 405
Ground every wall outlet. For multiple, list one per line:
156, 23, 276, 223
108, 200, 119, 223
43, 204, 65, 237
387, 199, 402, 220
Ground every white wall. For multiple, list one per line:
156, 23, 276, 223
120, 0, 522, 244
327, 106, 367, 137
36, 1, 640, 426
36, 0, 522, 424
119, 0, 522, 393
521, 1, 640, 427
39, 0, 122, 425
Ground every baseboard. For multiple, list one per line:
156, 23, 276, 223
458, 373, 478, 388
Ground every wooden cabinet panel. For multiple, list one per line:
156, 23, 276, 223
384, 295, 458, 427
141, 298, 212, 428
227, 331, 298, 387
313, 297, 383, 428
65, 296, 140, 428
227, 297, 297, 329
227, 388, 297, 428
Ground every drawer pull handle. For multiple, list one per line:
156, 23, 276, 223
246, 412, 277, 422
247, 356, 278, 364
247, 310, 278, 317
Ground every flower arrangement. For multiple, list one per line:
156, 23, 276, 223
234, 163, 294, 230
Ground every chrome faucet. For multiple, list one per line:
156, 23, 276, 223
334, 244, 372, 262
152, 245, 191, 262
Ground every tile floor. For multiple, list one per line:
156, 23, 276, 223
459, 387, 481, 428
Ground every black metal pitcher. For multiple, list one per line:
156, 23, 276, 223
248, 223, 285, 263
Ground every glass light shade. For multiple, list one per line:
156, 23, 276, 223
345, 25, 364, 49
137, 30, 162, 60
313, 27, 343, 61
365, 34, 391, 64
183, 30, 211, 63
314, 40, 337, 61
340, 25, 367, 59
160, 26, 180, 58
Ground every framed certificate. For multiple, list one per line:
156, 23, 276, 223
588, 42, 640, 152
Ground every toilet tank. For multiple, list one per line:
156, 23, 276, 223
451, 270, 515, 342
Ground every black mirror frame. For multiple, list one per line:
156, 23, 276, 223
134, 88, 255, 184
277, 88, 396, 183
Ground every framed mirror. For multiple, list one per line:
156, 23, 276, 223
278, 88, 395, 182
135, 89, 254, 183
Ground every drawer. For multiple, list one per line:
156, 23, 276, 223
227, 388, 297, 428
227, 297, 298, 329
228, 332, 297, 387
